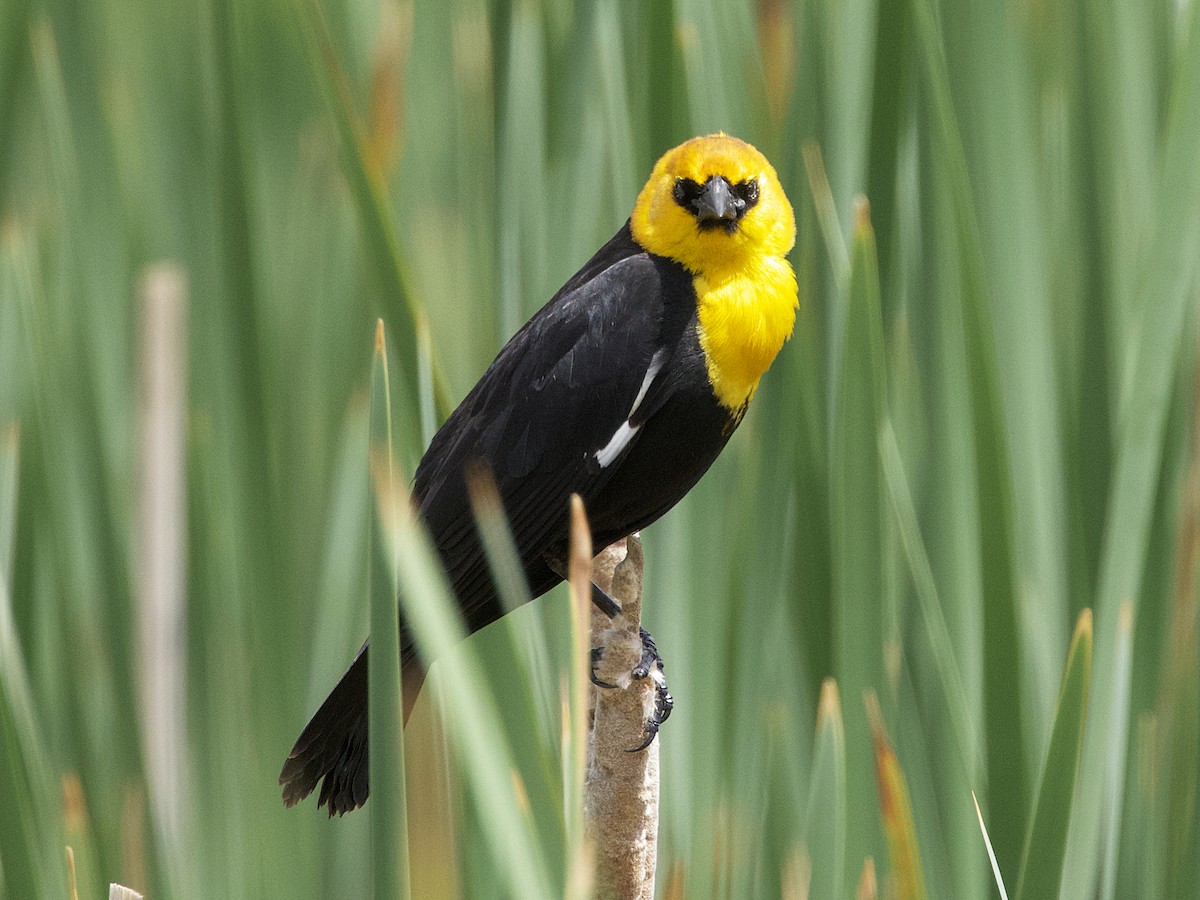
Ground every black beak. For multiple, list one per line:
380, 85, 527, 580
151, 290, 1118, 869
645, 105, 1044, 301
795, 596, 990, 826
694, 175, 739, 224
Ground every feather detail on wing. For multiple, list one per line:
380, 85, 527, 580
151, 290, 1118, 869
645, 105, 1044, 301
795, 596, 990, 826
411, 224, 693, 629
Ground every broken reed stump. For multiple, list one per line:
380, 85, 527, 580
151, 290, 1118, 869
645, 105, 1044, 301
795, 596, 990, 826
585, 534, 659, 900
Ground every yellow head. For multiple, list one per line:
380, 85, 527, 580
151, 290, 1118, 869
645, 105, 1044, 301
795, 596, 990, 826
630, 133, 796, 278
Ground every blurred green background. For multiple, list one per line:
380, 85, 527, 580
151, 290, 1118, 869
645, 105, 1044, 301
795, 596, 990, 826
2, 0, 1199, 897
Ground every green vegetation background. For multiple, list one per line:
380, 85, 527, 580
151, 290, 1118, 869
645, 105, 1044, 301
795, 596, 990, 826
1, 0, 1198, 897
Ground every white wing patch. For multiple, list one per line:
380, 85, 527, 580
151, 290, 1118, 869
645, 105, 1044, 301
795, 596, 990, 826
594, 349, 668, 469
596, 421, 639, 468
629, 349, 668, 418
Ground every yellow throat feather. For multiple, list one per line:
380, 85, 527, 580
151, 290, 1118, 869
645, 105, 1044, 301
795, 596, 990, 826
630, 133, 798, 412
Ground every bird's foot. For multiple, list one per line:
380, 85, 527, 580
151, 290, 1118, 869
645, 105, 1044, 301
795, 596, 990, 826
590, 626, 673, 751
627, 627, 672, 752
590, 646, 619, 690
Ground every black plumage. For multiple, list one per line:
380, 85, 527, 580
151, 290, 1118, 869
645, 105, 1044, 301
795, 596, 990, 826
281, 223, 739, 814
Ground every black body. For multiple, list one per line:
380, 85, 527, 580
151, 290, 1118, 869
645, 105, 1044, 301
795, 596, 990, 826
281, 223, 740, 813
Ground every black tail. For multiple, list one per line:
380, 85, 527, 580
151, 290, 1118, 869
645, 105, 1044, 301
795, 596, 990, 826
280, 645, 370, 816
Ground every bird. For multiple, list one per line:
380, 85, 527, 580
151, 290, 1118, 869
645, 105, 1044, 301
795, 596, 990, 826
280, 132, 798, 815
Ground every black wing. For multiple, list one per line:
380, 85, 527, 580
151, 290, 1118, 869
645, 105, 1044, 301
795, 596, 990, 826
279, 225, 697, 814
412, 223, 694, 633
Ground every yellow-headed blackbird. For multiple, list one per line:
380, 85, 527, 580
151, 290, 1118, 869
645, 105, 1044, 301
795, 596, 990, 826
281, 133, 797, 814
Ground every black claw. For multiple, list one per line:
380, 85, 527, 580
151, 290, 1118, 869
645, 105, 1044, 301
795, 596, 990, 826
631, 627, 661, 680
654, 680, 674, 726
625, 627, 673, 751
627, 681, 673, 752
590, 646, 618, 689
587, 622, 675, 751
628, 719, 659, 753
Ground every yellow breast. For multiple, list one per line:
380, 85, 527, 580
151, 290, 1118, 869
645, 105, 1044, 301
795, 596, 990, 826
694, 256, 798, 412
627, 133, 799, 412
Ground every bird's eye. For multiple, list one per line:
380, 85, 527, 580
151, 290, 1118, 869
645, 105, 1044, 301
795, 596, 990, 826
735, 179, 759, 207
673, 178, 702, 209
